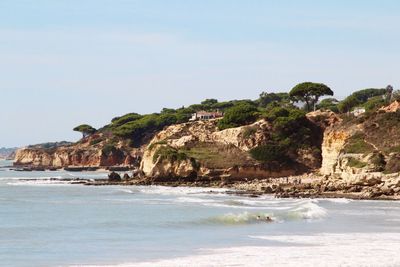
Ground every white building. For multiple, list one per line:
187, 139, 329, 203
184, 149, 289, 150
351, 107, 366, 117
189, 111, 223, 121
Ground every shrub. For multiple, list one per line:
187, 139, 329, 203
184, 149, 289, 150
152, 146, 188, 163
249, 143, 288, 162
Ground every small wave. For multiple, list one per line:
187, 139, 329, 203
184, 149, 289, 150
8, 180, 75, 186
6, 177, 91, 186
136, 185, 228, 196
205, 212, 274, 225
288, 202, 327, 220
202, 200, 327, 225
322, 198, 353, 204
114, 188, 138, 194
176, 196, 212, 203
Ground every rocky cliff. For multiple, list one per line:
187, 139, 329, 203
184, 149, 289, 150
140, 116, 324, 182
314, 102, 400, 198
14, 134, 140, 168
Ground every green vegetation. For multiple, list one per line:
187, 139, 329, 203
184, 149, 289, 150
73, 124, 96, 138
249, 106, 316, 164
289, 82, 333, 111
316, 98, 339, 112
217, 102, 258, 130
257, 91, 291, 108
249, 143, 288, 162
181, 142, 253, 169
362, 96, 385, 112
111, 113, 143, 128
347, 158, 367, 168
75, 80, 400, 168
151, 145, 201, 170
152, 146, 188, 163
343, 132, 374, 154
338, 88, 386, 113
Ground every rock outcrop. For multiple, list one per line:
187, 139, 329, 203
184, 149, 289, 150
140, 117, 323, 181
14, 134, 140, 168
316, 103, 400, 198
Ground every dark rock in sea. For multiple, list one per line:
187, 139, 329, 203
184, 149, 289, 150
264, 186, 274, 194
107, 166, 130, 172
108, 171, 122, 182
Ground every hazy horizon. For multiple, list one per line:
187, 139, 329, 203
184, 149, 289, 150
1, 0, 400, 147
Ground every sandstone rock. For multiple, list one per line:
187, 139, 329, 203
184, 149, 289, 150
320, 129, 351, 175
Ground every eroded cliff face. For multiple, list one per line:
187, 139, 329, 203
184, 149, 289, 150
320, 129, 351, 175
319, 105, 400, 180
14, 135, 139, 168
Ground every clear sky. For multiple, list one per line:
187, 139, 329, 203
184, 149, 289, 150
1, 0, 400, 147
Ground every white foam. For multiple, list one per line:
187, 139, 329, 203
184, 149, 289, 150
78, 233, 400, 267
135, 185, 228, 196
7, 180, 76, 186
322, 198, 353, 204
291, 202, 327, 220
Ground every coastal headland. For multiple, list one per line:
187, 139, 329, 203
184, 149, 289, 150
11, 85, 400, 200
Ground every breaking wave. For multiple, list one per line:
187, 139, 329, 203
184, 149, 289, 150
203, 200, 327, 225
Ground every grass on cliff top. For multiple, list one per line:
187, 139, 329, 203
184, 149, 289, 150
152, 146, 187, 163
181, 142, 254, 169
347, 158, 367, 168
363, 111, 400, 154
343, 132, 374, 154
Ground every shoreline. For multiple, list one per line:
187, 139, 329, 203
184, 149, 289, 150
11, 172, 400, 201
5, 160, 400, 201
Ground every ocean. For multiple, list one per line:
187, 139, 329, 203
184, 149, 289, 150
1, 159, 400, 267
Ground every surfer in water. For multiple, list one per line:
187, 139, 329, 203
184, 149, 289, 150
257, 216, 273, 222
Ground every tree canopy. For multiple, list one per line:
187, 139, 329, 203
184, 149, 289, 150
337, 88, 386, 113
289, 82, 333, 111
257, 91, 291, 108
217, 102, 258, 130
73, 124, 96, 138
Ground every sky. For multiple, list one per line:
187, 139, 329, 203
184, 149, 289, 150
1, 0, 400, 147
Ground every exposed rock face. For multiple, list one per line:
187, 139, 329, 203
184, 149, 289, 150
320, 129, 351, 175
319, 102, 400, 191
379, 100, 400, 113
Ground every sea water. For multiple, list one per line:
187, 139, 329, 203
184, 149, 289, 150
1, 159, 400, 267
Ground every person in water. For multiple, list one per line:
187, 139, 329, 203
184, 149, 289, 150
257, 216, 273, 222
